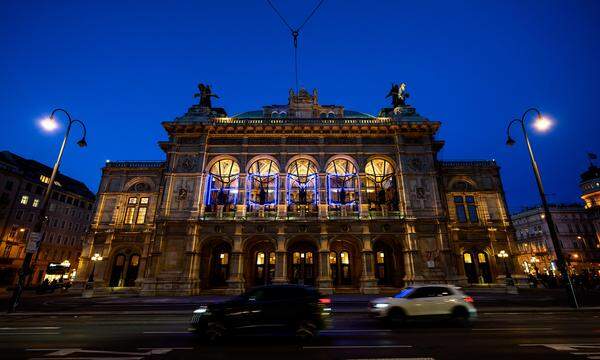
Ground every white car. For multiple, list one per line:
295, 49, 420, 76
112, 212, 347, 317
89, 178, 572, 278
369, 285, 477, 325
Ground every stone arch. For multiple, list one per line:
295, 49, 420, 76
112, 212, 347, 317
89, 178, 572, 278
245, 155, 281, 174
328, 235, 362, 287
325, 154, 359, 171
107, 245, 143, 287
204, 155, 241, 173
243, 235, 277, 286
286, 235, 319, 286
372, 235, 404, 287
448, 176, 478, 192
363, 154, 397, 172
285, 154, 322, 172
199, 236, 233, 289
123, 177, 156, 193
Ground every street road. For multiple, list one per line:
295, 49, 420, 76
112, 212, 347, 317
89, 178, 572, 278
0, 310, 599, 359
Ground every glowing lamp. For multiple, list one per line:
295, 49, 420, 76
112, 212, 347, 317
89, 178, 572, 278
39, 117, 59, 132
533, 116, 552, 132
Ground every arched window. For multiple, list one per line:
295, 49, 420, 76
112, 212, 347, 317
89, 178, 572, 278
326, 158, 358, 207
279, 112, 287, 118
271, 111, 279, 118
365, 158, 397, 210
248, 159, 279, 209
452, 180, 474, 192
287, 158, 318, 211
327, 112, 335, 118
206, 159, 240, 211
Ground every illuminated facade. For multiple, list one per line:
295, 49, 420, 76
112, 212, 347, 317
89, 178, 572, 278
75, 87, 516, 295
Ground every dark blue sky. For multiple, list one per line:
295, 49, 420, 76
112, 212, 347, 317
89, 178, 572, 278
1, 0, 598, 212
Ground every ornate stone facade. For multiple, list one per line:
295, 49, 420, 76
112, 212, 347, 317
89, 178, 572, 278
75, 86, 516, 295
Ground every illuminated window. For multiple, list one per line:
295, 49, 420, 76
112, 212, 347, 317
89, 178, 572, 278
376, 251, 385, 264
340, 251, 349, 265
219, 252, 229, 265
256, 252, 265, 265
305, 252, 314, 264
207, 159, 240, 210
128, 197, 137, 205
135, 207, 147, 224
269, 252, 276, 265
124, 207, 135, 224
140, 197, 149, 205
365, 158, 396, 208
248, 159, 279, 208
329, 251, 337, 264
326, 158, 357, 206
40, 175, 50, 184
293, 252, 301, 264
20, 195, 29, 205
463, 253, 473, 264
477, 253, 487, 263
287, 158, 318, 209
454, 196, 478, 223
32, 198, 40, 207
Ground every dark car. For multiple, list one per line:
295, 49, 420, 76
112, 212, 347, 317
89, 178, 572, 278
190, 284, 331, 342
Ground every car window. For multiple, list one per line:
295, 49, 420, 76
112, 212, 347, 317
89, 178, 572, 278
246, 288, 267, 301
394, 287, 414, 298
430, 286, 452, 297
406, 287, 431, 299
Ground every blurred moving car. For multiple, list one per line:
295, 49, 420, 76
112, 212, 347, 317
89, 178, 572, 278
369, 284, 476, 326
190, 284, 331, 342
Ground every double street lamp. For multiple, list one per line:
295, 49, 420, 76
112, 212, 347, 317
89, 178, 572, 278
506, 107, 579, 308
497, 250, 511, 279
7, 109, 87, 313
87, 253, 103, 284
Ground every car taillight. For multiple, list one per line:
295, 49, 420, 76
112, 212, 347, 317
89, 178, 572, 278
319, 298, 331, 304
464, 296, 474, 303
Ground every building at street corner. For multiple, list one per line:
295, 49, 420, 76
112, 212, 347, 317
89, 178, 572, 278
512, 161, 600, 277
0, 151, 95, 288
75, 84, 517, 296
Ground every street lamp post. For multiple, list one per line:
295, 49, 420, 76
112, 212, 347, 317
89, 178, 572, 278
506, 108, 579, 308
7, 109, 87, 313
87, 253, 103, 284
497, 250, 511, 279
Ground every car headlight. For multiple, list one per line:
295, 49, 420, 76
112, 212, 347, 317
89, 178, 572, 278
373, 303, 389, 309
193, 306, 208, 314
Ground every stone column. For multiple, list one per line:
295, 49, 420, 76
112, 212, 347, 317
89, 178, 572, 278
181, 224, 201, 295
402, 222, 424, 284
358, 173, 369, 219
273, 234, 288, 285
316, 234, 333, 294
135, 231, 153, 288
277, 173, 287, 218
227, 232, 245, 294
236, 174, 247, 219
359, 235, 379, 294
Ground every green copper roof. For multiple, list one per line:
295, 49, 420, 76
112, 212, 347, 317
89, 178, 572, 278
343, 110, 375, 118
232, 110, 263, 118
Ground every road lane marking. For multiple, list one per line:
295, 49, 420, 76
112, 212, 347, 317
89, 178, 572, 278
0, 327, 60, 330
2, 332, 61, 335
349, 358, 434, 360
142, 331, 191, 334
473, 327, 553, 331
322, 329, 393, 333
304, 345, 412, 349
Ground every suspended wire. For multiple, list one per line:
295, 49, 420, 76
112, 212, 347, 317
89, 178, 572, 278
265, 0, 326, 94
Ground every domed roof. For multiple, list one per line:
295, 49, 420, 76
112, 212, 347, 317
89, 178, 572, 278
232, 110, 264, 119
343, 110, 375, 119
581, 164, 600, 182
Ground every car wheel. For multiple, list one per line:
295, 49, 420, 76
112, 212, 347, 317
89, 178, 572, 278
295, 320, 317, 343
204, 321, 227, 344
386, 308, 406, 328
451, 307, 471, 327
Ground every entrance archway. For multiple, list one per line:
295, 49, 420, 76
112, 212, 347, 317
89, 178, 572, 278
209, 242, 231, 288
109, 251, 141, 287
246, 240, 276, 286
373, 241, 394, 285
109, 254, 126, 287
463, 252, 477, 283
476, 252, 492, 283
329, 240, 358, 287
288, 241, 317, 286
